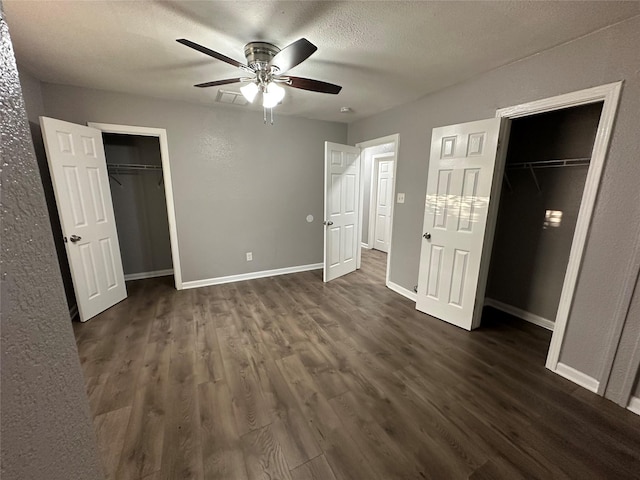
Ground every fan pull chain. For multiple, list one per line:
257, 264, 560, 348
263, 108, 275, 125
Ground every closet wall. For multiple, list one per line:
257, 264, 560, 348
103, 133, 172, 277
486, 102, 603, 323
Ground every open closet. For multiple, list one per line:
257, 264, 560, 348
103, 133, 173, 281
485, 102, 604, 332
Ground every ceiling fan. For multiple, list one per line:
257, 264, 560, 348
177, 37, 342, 112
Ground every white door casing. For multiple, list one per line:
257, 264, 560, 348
40, 117, 127, 322
324, 142, 361, 282
416, 118, 508, 330
373, 156, 395, 252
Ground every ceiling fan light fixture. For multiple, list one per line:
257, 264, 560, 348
240, 82, 259, 103
262, 82, 285, 109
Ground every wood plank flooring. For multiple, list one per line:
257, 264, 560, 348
74, 249, 640, 479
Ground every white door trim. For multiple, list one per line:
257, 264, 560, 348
369, 152, 395, 252
87, 122, 184, 290
496, 81, 622, 374
355, 134, 400, 288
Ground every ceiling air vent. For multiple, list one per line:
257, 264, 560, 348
215, 89, 249, 106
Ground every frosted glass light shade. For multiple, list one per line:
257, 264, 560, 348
240, 82, 259, 103
263, 82, 285, 108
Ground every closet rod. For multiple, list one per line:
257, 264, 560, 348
506, 157, 591, 170
106, 163, 163, 171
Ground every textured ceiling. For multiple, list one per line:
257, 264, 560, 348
4, 1, 639, 123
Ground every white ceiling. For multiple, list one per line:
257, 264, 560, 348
5, 1, 639, 123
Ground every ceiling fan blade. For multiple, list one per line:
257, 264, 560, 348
287, 76, 342, 94
271, 38, 317, 73
177, 39, 246, 69
194, 78, 243, 88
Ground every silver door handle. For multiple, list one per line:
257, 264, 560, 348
423, 232, 431, 240
323, 221, 334, 226
70, 234, 82, 243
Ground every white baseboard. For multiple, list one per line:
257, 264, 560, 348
553, 362, 600, 393
124, 269, 174, 281
182, 263, 323, 290
69, 304, 78, 320
361, 242, 372, 249
387, 281, 417, 302
627, 396, 640, 416
484, 298, 554, 331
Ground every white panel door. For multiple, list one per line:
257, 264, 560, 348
324, 142, 361, 282
373, 159, 394, 252
416, 118, 508, 330
40, 117, 127, 322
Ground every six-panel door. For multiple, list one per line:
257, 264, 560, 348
41, 117, 127, 321
374, 158, 394, 252
324, 142, 361, 282
416, 118, 505, 330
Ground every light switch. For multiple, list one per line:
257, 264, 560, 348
397, 193, 405, 204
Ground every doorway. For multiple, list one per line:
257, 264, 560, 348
415, 82, 621, 386
484, 102, 603, 344
356, 134, 400, 287
103, 134, 172, 281
88, 123, 183, 290
494, 83, 621, 375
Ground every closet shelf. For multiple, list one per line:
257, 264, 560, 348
506, 157, 590, 170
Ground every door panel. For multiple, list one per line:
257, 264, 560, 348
324, 142, 361, 282
416, 118, 508, 330
41, 117, 127, 322
373, 159, 394, 252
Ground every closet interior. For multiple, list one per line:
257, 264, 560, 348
103, 133, 173, 281
485, 102, 604, 333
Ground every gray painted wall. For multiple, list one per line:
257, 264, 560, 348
104, 134, 173, 276
486, 104, 601, 321
627, 272, 640, 398
361, 142, 395, 245
347, 16, 640, 388
607, 266, 640, 402
1, 5, 103, 478
18, 66, 76, 311
39, 83, 347, 283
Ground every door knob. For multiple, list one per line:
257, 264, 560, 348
423, 232, 431, 240
70, 234, 82, 243
323, 221, 334, 226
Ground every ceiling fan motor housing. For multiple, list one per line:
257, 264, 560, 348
244, 42, 281, 72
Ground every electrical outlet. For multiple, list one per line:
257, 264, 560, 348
397, 193, 405, 203
246, 252, 253, 261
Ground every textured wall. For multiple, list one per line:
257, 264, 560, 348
0, 5, 103, 479
607, 267, 640, 401
17, 66, 76, 310
347, 16, 640, 384
40, 84, 347, 283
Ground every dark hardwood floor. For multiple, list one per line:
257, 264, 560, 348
74, 249, 640, 479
